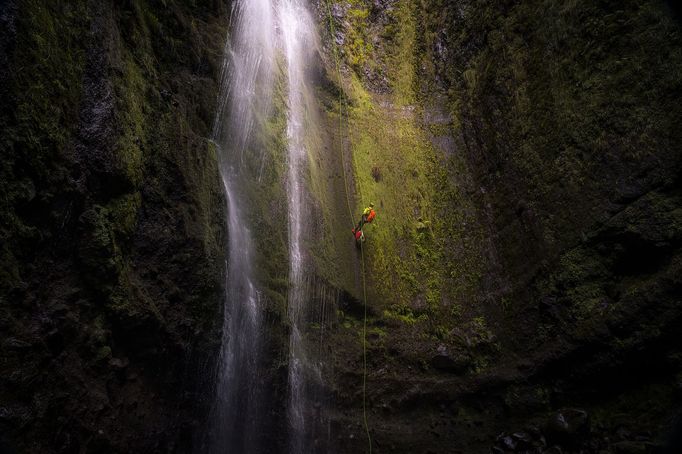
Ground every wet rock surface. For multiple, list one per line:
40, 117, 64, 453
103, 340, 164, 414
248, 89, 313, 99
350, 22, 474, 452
544, 409, 589, 443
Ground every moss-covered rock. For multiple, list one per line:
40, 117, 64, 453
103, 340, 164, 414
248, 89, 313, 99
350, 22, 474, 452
0, 1, 230, 452
312, 0, 682, 452
2, 0, 681, 451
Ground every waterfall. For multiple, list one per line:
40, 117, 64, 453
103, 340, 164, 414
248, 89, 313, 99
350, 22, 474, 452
278, 1, 321, 452
207, 0, 275, 453
208, 0, 323, 452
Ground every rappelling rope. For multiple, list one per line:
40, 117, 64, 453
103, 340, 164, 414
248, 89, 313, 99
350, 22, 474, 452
323, 2, 372, 452
359, 242, 370, 452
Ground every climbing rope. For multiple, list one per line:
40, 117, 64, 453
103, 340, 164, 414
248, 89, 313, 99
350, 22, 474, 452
323, 2, 372, 452
359, 242, 371, 453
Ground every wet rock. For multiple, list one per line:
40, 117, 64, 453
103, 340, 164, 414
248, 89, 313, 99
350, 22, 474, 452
498, 434, 517, 450
545, 408, 589, 443
331, 3, 345, 19
493, 428, 546, 452
335, 31, 345, 46
511, 431, 535, 449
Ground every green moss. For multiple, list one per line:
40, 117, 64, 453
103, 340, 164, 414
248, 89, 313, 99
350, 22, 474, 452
95, 345, 112, 362
342, 75, 439, 306
383, 304, 428, 325
91, 316, 108, 345
430, 324, 450, 341
315, 3, 494, 355
12, 2, 89, 153
78, 205, 123, 282
368, 326, 387, 338
0, 3, 232, 449
112, 52, 148, 188
439, 0, 682, 254
386, 0, 417, 105
468, 316, 493, 343
343, 2, 373, 69
109, 193, 142, 239
0, 3, 89, 293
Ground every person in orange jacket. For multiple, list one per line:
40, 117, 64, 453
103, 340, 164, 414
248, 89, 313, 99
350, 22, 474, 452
355, 203, 376, 232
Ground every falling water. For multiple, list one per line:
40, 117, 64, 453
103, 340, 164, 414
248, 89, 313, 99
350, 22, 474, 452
208, 0, 323, 451
207, 0, 275, 453
278, 1, 320, 452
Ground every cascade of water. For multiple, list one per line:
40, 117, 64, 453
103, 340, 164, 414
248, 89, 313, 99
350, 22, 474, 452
208, 0, 323, 451
278, 1, 319, 452
207, 0, 275, 453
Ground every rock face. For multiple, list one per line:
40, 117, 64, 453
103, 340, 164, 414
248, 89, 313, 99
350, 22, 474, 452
312, 0, 682, 453
0, 1, 229, 452
1, 0, 682, 453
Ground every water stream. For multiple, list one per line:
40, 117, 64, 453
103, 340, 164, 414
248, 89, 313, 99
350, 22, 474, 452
207, 0, 275, 452
279, 1, 320, 452
209, 0, 322, 452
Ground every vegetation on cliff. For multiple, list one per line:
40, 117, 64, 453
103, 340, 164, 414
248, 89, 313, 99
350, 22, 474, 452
1, 0, 681, 452
313, 0, 682, 452
0, 1, 229, 452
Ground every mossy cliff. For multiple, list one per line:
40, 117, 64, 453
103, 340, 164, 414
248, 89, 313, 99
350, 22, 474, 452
0, 1, 229, 452
311, 0, 682, 452
1, 0, 682, 452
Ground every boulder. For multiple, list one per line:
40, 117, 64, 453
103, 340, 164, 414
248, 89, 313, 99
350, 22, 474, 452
545, 408, 589, 443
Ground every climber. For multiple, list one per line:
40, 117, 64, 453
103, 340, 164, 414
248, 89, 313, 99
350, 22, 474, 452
355, 203, 376, 232
365, 204, 376, 224
351, 227, 365, 245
